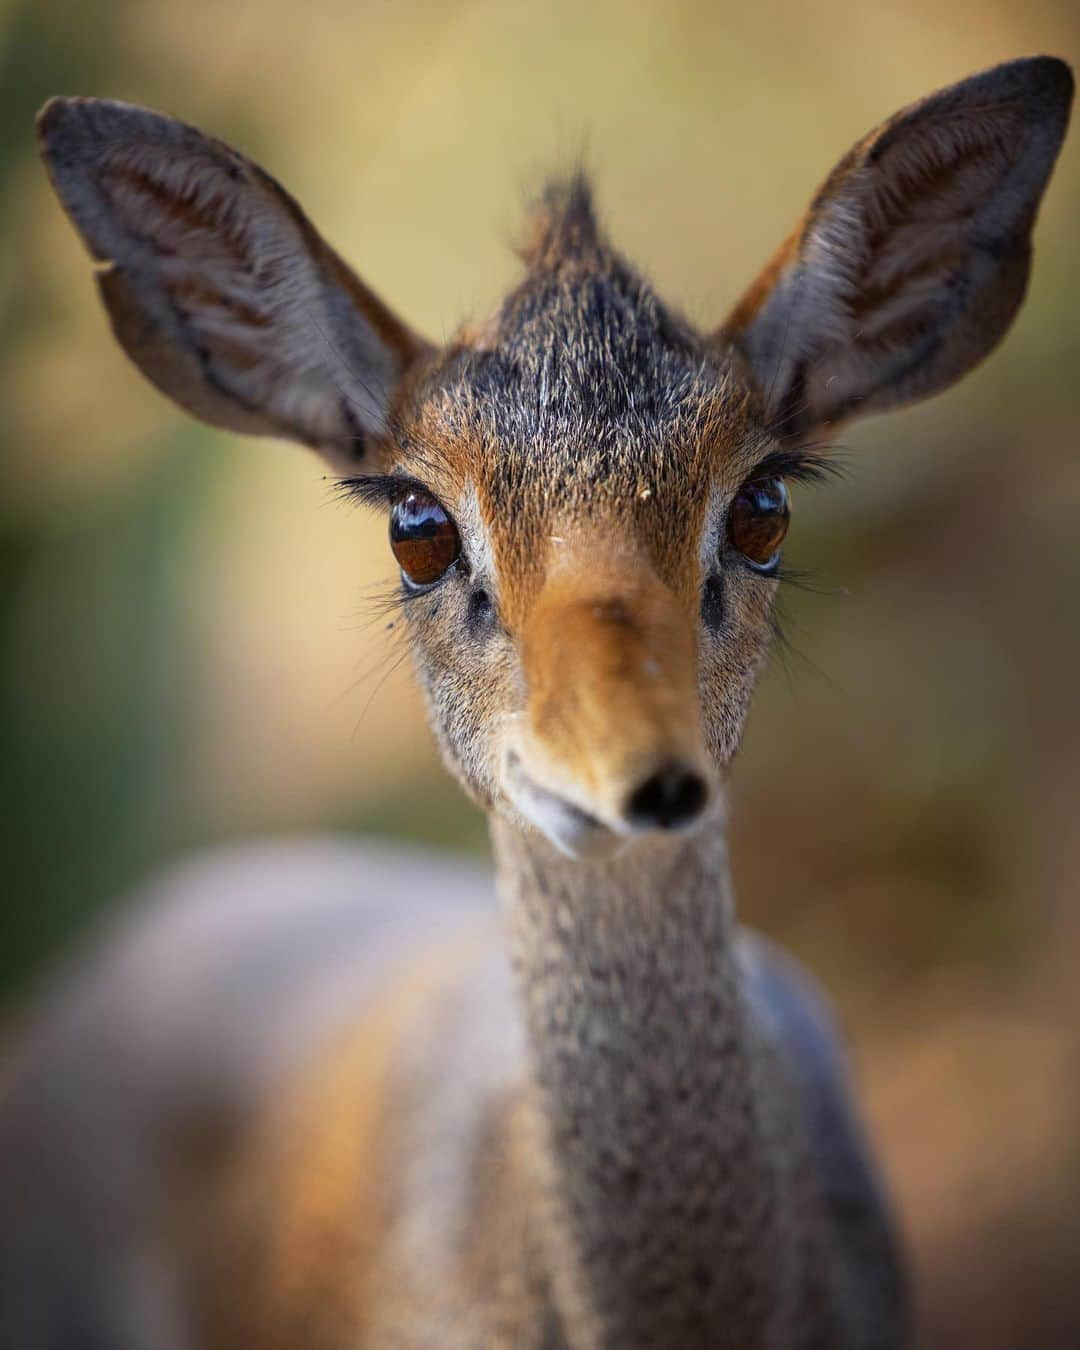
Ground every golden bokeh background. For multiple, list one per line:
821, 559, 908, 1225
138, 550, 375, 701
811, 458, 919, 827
2, 2, 1079, 1345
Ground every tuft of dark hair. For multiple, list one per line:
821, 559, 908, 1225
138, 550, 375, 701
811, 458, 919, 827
518, 172, 604, 270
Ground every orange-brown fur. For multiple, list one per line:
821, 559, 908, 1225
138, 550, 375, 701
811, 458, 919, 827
519, 554, 705, 812
5, 57, 1072, 1350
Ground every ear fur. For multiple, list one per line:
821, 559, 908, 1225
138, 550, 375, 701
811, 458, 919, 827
720, 57, 1073, 439
37, 97, 431, 471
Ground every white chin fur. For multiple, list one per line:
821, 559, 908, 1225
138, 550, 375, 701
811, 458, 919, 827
501, 754, 624, 860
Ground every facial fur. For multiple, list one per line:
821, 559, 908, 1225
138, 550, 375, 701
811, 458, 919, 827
39, 63, 1072, 854
357, 181, 796, 848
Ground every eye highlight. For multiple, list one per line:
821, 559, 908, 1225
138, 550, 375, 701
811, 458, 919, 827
390, 492, 460, 587
728, 476, 790, 573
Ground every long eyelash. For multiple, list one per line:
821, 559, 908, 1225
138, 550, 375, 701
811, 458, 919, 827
754, 441, 848, 485
768, 601, 835, 698
335, 472, 436, 510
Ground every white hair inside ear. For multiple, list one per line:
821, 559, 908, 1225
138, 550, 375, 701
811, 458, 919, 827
38, 96, 432, 472
720, 57, 1073, 440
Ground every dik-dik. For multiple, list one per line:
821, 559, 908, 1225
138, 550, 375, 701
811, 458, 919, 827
1, 56, 1071, 1350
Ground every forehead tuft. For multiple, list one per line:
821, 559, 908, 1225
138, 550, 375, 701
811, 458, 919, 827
400, 178, 765, 612
517, 173, 605, 272
458, 176, 731, 456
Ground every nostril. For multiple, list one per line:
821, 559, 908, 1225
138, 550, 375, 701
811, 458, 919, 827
624, 764, 709, 831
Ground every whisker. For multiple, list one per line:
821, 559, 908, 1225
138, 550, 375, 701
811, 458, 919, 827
328, 633, 401, 707
773, 563, 850, 599
768, 600, 847, 700
350, 642, 414, 740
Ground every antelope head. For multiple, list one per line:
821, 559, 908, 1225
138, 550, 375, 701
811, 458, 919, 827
39, 58, 1072, 857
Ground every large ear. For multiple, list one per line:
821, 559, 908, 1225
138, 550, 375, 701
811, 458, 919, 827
37, 97, 432, 471
719, 57, 1073, 440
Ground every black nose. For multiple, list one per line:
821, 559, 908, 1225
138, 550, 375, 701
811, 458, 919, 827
623, 763, 709, 831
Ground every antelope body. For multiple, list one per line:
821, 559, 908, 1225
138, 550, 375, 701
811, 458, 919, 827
1, 57, 1072, 1350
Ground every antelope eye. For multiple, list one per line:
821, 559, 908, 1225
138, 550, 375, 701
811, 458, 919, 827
390, 492, 460, 587
728, 476, 790, 572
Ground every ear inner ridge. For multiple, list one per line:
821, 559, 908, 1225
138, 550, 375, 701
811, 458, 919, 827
37, 96, 431, 472
718, 56, 1073, 439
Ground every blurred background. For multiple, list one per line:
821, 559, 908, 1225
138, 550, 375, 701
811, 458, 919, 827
1, 1, 1078, 1345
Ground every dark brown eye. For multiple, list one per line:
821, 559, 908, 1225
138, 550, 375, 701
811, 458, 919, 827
390, 492, 460, 586
728, 476, 790, 571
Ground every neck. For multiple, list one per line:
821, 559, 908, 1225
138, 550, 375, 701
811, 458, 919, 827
491, 813, 803, 1349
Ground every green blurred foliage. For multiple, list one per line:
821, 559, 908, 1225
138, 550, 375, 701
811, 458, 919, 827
2, 2, 1079, 1344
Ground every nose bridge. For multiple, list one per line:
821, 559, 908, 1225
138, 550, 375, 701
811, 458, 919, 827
520, 554, 705, 803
